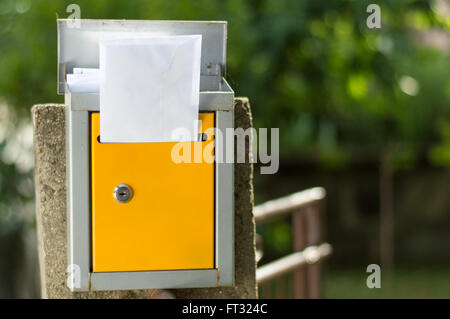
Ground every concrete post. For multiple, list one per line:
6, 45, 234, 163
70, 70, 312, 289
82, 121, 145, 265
32, 98, 257, 298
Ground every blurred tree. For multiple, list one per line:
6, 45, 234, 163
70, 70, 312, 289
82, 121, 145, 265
0, 0, 448, 161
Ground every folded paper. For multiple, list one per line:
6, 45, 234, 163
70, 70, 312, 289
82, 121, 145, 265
66, 73, 99, 93
73, 68, 100, 75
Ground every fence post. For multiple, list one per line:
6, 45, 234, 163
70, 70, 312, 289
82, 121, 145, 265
305, 203, 322, 299
292, 208, 306, 298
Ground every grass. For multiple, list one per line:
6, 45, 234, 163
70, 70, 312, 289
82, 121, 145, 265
324, 267, 450, 298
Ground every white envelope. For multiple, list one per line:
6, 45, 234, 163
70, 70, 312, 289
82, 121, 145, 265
73, 68, 100, 75
99, 35, 202, 143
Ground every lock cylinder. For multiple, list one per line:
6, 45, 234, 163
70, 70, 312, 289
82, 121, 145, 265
113, 184, 133, 203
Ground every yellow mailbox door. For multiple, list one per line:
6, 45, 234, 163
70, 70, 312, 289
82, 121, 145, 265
90, 112, 215, 272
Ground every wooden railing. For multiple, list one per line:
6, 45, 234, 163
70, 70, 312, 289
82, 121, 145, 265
255, 187, 332, 298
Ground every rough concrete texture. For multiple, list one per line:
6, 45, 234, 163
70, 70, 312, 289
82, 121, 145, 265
32, 98, 257, 299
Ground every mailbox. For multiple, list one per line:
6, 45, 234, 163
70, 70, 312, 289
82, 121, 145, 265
59, 19, 234, 291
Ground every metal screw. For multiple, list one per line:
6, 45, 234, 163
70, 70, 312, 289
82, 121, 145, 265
113, 184, 133, 203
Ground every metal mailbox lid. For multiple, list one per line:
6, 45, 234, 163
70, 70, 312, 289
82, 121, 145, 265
57, 19, 227, 94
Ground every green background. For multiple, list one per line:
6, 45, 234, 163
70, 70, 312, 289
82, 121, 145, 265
0, 0, 449, 298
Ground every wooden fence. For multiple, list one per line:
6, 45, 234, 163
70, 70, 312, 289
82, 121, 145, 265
255, 187, 332, 298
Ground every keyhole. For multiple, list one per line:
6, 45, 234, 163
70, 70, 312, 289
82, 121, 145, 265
113, 184, 133, 203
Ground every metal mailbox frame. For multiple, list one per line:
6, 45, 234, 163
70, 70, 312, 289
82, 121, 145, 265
60, 19, 234, 291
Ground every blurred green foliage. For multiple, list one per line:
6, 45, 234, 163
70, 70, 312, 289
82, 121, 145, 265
0, 0, 448, 165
